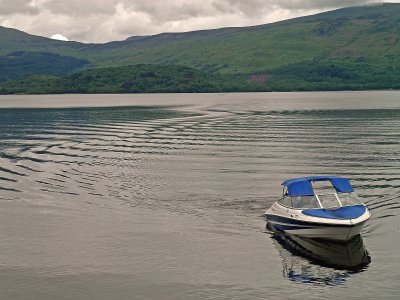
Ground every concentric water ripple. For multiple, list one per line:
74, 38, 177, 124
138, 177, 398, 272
1, 97, 400, 223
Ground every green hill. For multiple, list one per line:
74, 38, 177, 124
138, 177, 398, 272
0, 3, 399, 92
96, 3, 400, 75
0, 26, 90, 56
0, 65, 249, 94
0, 51, 89, 82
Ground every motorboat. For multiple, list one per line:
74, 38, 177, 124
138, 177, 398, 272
264, 176, 370, 241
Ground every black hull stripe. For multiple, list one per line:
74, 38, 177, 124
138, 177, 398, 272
265, 214, 365, 228
274, 224, 314, 231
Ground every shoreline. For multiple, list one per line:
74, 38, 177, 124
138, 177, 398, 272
1, 90, 399, 110
1, 88, 399, 96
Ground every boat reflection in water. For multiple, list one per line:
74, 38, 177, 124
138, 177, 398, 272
268, 224, 371, 285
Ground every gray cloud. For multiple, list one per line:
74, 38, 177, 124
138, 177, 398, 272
0, 0, 39, 15
40, 0, 117, 16
267, 0, 378, 10
0, 0, 393, 43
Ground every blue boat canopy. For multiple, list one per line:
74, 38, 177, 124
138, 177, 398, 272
282, 176, 354, 197
302, 205, 365, 220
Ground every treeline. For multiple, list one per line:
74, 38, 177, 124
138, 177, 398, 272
267, 60, 400, 91
0, 65, 251, 94
0, 62, 399, 95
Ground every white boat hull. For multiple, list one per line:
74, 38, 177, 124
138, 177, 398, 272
265, 202, 370, 242
267, 219, 366, 241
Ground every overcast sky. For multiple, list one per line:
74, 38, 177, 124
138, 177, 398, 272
0, 0, 397, 43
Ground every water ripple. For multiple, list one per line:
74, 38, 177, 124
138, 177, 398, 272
0, 102, 399, 229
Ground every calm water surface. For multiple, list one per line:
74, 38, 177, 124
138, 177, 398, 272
0, 92, 399, 299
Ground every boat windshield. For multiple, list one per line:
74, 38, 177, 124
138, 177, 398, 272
278, 196, 320, 209
338, 192, 363, 206
278, 192, 363, 209
317, 193, 340, 209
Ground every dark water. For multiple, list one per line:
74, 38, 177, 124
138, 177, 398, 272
0, 92, 399, 300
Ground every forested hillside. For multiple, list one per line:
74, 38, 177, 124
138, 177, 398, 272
0, 3, 399, 92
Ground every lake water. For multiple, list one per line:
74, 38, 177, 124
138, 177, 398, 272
0, 92, 399, 300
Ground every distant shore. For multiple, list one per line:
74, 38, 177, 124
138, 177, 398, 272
1, 64, 399, 96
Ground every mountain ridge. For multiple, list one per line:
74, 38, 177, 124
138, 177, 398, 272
0, 3, 399, 92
